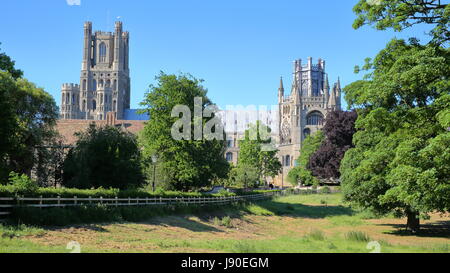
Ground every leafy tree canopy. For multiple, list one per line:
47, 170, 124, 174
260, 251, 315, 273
353, 0, 449, 45
237, 121, 282, 186
139, 72, 229, 191
63, 125, 144, 190
341, 39, 449, 232
0, 44, 23, 79
309, 110, 358, 181
0, 70, 59, 181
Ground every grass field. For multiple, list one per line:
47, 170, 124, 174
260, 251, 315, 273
1, 193, 449, 253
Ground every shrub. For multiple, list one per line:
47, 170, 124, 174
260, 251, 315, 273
320, 186, 331, 194
3, 172, 39, 196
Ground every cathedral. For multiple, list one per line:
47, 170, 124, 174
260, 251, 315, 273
275, 58, 341, 186
57, 22, 341, 187
60, 21, 131, 120
222, 58, 342, 186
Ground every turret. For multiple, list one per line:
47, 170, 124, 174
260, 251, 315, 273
82, 22, 92, 71
113, 21, 123, 70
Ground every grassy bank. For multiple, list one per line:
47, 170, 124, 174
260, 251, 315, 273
1, 193, 449, 253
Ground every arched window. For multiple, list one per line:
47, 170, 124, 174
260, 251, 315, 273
303, 128, 311, 137
82, 100, 86, 111
306, 111, 324, 126
113, 100, 117, 112
106, 79, 111, 88
226, 152, 233, 162
93, 79, 97, 91
82, 79, 87, 91
99, 42, 107, 63
92, 100, 97, 110
113, 80, 117, 90
99, 79, 104, 88
285, 155, 290, 167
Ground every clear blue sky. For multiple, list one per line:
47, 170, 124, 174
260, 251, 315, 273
1, 0, 433, 110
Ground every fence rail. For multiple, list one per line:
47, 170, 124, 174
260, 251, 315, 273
0, 188, 334, 217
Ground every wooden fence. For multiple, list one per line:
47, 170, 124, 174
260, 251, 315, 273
0, 188, 332, 217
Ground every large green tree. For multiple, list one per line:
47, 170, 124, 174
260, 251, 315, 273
63, 125, 144, 190
0, 47, 58, 181
341, 39, 449, 232
237, 121, 282, 187
139, 72, 229, 191
353, 0, 449, 45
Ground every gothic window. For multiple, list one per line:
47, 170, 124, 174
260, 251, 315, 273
306, 111, 324, 126
99, 42, 107, 63
312, 80, 319, 96
227, 140, 233, 148
62, 94, 65, 105
226, 152, 233, 162
285, 155, 290, 167
92, 100, 97, 110
82, 100, 86, 111
113, 100, 117, 112
106, 79, 111, 88
82, 79, 87, 91
93, 79, 97, 91
303, 128, 311, 137
113, 80, 117, 90
99, 79, 104, 88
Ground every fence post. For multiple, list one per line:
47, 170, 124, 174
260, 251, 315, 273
39, 195, 43, 209
100, 196, 103, 205
128, 197, 131, 205
115, 197, 118, 207
74, 196, 78, 206
160, 197, 162, 204
136, 197, 139, 206
89, 196, 92, 205
146, 197, 149, 205
57, 196, 61, 206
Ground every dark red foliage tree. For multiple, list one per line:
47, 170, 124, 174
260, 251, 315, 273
308, 110, 357, 180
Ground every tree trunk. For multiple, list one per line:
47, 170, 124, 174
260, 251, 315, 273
406, 210, 420, 233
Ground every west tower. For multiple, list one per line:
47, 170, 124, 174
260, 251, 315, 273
60, 21, 130, 120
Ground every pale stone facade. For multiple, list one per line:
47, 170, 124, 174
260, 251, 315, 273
60, 21, 130, 120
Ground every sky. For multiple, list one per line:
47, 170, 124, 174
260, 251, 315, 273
1, 0, 435, 111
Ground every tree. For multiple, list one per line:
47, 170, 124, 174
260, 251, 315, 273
353, 0, 449, 45
63, 124, 144, 190
308, 111, 358, 181
0, 69, 59, 182
0, 44, 23, 79
228, 164, 260, 189
237, 121, 282, 186
341, 39, 450, 232
139, 72, 229, 191
287, 131, 324, 186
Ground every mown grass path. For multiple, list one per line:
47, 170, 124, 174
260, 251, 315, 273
1, 194, 449, 253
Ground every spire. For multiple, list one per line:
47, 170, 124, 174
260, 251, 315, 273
336, 77, 342, 110
324, 73, 330, 103
279, 77, 284, 92
278, 76, 284, 103
328, 83, 337, 109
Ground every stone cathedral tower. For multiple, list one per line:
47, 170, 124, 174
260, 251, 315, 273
276, 57, 341, 186
60, 21, 130, 120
